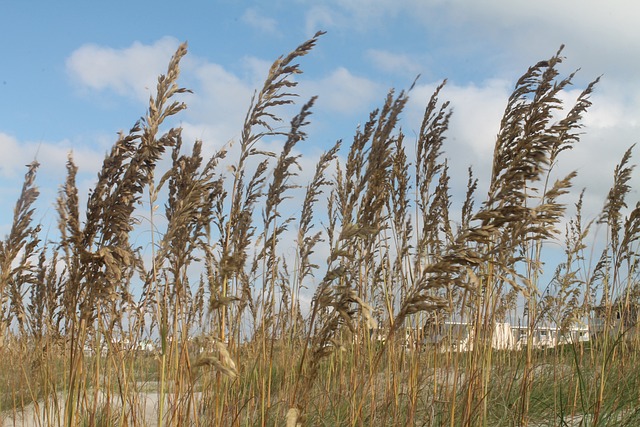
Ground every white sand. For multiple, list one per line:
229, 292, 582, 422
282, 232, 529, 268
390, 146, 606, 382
0, 391, 196, 427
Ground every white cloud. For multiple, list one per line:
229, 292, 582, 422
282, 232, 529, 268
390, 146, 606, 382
61, 33, 640, 237
457, 1, 640, 83
406, 79, 510, 196
188, 62, 254, 128
302, 67, 380, 115
582, 84, 640, 130
458, 0, 640, 46
241, 8, 279, 35
327, 0, 640, 83
404, 75, 640, 225
65, 39, 276, 151
66, 36, 182, 102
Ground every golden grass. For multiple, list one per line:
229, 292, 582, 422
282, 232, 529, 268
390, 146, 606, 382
1, 34, 640, 427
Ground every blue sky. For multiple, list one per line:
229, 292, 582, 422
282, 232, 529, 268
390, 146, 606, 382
1, 0, 639, 245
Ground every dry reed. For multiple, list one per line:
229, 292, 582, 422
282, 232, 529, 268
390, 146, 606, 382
1, 34, 639, 427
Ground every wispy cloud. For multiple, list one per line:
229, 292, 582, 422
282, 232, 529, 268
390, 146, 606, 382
366, 49, 422, 77
241, 8, 279, 35
0, 132, 105, 180
305, 6, 340, 36
0, 131, 109, 232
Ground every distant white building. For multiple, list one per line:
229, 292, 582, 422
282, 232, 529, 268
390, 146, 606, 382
424, 321, 589, 352
591, 302, 640, 340
363, 320, 590, 352
511, 324, 589, 349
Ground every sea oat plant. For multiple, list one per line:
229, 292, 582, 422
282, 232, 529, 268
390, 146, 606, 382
3, 33, 640, 427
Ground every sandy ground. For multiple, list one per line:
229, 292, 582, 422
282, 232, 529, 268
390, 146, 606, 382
0, 390, 197, 427
0, 387, 597, 426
